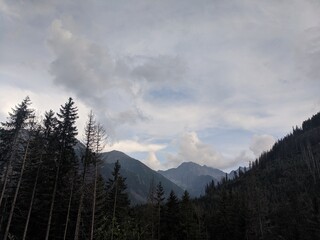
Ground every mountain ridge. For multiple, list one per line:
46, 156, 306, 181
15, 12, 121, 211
99, 150, 185, 204
158, 161, 226, 196
100, 150, 247, 198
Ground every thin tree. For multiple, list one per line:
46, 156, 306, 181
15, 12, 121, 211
106, 160, 130, 240
3, 114, 36, 240
90, 122, 106, 240
22, 110, 56, 240
45, 98, 78, 240
155, 182, 165, 240
0, 97, 33, 209
74, 111, 96, 240
63, 170, 76, 240
147, 177, 156, 240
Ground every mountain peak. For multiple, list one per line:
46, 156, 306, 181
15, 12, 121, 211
179, 161, 201, 167
158, 161, 226, 196
100, 150, 184, 204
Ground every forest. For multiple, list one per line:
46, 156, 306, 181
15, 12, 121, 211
1, 97, 320, 240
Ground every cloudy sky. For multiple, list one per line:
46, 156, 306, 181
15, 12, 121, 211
1, 0, 320, 171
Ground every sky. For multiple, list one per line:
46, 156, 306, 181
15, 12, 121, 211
1, 0, 320, 172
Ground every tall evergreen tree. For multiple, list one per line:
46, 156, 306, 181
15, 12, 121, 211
106, 160, 130, 240
179, 190, 199, 240
30, 110, 58, 239
0, 97, 34, 240
45, 97, 79, 240
94, 175, 108, 240
154, 182, 165, 240
74, 111, 96, 240
164, 190, 181, 240
90, 122, 106, 240
0, 96, 34, 208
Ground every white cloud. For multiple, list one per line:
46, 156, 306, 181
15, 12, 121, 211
249, 134, 276, 158
1, 0, 320, 171
106, 139, 166, 153
165, 132, 249, 170
143, 151, 162, 170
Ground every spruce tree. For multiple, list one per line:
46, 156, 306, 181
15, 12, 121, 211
180, 190, 199, 240
154, 182, 165, 240
164, 190, 181, 240
90, 122, 106, 240
0, 96, 34, 209
106, 160, 130, 240
0, 97, 34, 240
45, 97, 79, 240
74, 111, 96, 240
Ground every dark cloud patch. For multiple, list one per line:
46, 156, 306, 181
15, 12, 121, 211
145, 87, 192, 104
132, 55, 187, 83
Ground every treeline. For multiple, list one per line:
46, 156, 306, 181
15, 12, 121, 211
0, 97, 205, 240
197, 111, 320, 240
0, 97, 131, 240
1, 97, 320, 240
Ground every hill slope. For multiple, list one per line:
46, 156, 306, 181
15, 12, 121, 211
100, 150, 184, 204
199, 111, 320, 240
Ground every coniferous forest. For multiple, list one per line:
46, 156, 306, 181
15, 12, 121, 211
1, 97, 320, 240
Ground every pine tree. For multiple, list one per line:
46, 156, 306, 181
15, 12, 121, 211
31, 110, 58, 239
106, 160, 130, 240
93, 175, 108, 240
0, 97, 34, 209
154, 182, 165, 240
147, 177, 156, 240
0, 97, 35, 240
45, 97, 79, 240
74, 111, 96, 240
90, 122, 106, 240
164, 190, 180, 240
180, 190, 199, 240
21, 123, 46, 240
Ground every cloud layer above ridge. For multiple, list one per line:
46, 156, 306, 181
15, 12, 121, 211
1, 0, 320, 170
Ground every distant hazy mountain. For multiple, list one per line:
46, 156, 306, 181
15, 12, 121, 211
158, 162, 226, 196
227, 166, 246, 180
99, 150, 184, 204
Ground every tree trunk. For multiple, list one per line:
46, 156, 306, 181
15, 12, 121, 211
45, 157, 61, 240
63, 173, 75, 240
90, 163, 97, 240
74, 165, 87, 240
4, 139, 30, 240
158, 203, 161, 240
111, 179, 118, 240
0, 197, 8, 234
22, 161, 42, 240
0, 134, 19, 208
0, 161, 11, 208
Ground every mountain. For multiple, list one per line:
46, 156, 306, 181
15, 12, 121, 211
158, 162, 226, 196
99, 150, 184, 204
227, 166, 246, 180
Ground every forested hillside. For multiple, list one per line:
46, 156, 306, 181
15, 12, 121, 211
198, 112, 320, 239
0, 97, 131, 240
100, 150, 184, 204
1, 97, 320, 240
